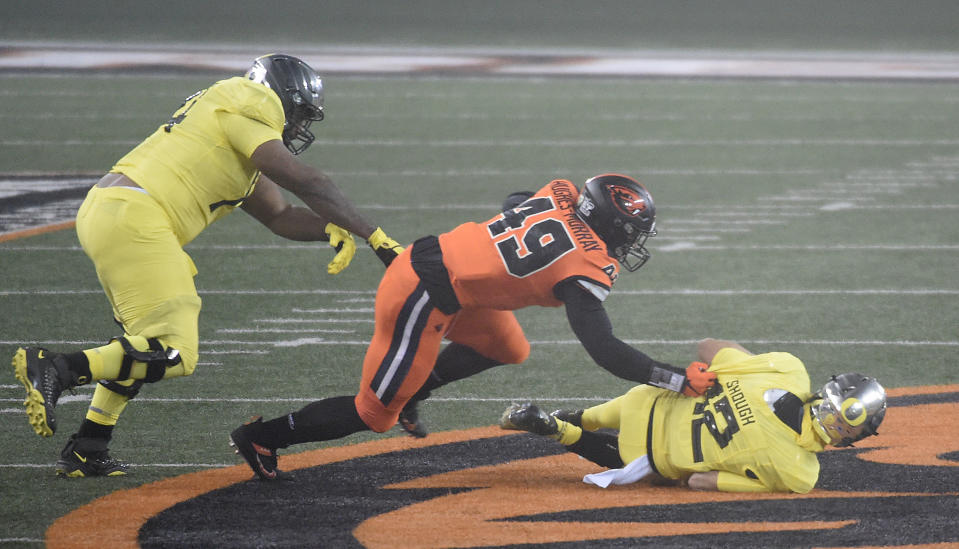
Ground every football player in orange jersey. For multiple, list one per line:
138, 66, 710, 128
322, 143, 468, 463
230, 174, 718, 481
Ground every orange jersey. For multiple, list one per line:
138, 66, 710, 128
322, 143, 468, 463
438, 180, 619, 310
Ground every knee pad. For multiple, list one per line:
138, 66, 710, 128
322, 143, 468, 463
114, 336, 182, 383
98, 379, 145, 400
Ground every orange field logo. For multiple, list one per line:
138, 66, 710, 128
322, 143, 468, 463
48, 385, 959, 548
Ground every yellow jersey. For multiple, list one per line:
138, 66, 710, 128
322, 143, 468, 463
111, 76, 284, 245
618, 348, 823, 493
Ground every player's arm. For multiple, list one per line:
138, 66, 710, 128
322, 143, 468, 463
556, 280, 715, 396
242, 174, 357, 274
250, 139, 403, 267
241, 175, 331, 241
697, 338, 752, 364
250, 139, 377, 239
689, 471, 771, 492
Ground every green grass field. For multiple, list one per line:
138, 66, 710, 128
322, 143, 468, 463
2, 71, 957, 546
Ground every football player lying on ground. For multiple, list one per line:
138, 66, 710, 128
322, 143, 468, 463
229, 174, 719, 480
11, 54, 403, 478
501, 338, 887, 493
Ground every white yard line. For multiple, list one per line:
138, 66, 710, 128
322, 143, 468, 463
6, 138, 959, 147
5, 242, 957, 254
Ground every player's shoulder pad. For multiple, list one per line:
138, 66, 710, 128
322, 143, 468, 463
214, 76, 285, 132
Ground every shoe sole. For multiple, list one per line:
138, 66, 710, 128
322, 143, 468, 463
229, 433, 274, 481
229, 431, 292, 481
12, 348, 54, 437
397, 418, 428, 438
55, 464, 128, 478
499, 404, 527, 431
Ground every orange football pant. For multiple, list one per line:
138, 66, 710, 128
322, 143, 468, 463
355, 251, 530, 432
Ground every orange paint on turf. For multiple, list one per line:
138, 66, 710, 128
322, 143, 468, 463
0, 221, 76, 243
45, 387, 959, 548
45, 426, 506, 549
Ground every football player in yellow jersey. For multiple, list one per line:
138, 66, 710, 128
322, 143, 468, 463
501, 338, 887, 493
11, 54, 404, 477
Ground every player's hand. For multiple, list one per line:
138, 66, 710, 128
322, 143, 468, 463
325, 223, 356, 275
367, 227, 404, 267
682, 361, 717, 397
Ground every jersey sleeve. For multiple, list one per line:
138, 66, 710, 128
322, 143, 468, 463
711, 349, 807, 377
569, 277, 612, 302
217, 111, 283, 159
710, 347, 752, 368
716, 471, 773, 492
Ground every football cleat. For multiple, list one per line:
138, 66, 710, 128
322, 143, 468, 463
55, 435, 129, 478
398, 401, 428, 438
230, 417, 291, 481
500, 403, 558, 436
551, 409, 584, 427
12, 347, 74, 437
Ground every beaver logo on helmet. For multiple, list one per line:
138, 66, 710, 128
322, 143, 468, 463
608, 185, 648, 218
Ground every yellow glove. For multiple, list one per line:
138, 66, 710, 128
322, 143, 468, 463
325, 223, 356, 275
367, 227, 405, 267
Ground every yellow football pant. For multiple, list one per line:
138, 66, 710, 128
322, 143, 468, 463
75, 186, 202, 425
581, 385, 660, 464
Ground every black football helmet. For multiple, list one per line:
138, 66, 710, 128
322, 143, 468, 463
574, 174, 656, 271
246, 54, 324, 155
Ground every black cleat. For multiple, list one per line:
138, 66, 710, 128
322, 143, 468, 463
551, 409, 584, 427
500, 403, 558, 436
398, 401, 428, 438
55, 435, 129, 478
230, 417, 292, 481
12, 347, 74, 437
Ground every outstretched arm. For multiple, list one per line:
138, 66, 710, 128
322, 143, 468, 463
250, 139, 377, 239
241, 175, 330, 240
557, 281, 687, 390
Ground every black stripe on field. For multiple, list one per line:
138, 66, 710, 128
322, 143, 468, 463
482, 495, 959, 549
139, 427, 959, 548
888, 391, 959, 407
139, 433, 564, 549
0, 185, 90, 214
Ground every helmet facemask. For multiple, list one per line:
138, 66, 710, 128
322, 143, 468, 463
284, 99, 324, 155
614, 219, 656, 272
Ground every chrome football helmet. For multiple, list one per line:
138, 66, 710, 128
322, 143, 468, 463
810, 373, 887, 447
246, 54, 324, 155
574, 174, 657, 271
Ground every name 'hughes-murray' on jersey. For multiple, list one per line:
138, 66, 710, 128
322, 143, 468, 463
111, 77, 285, 245
438, 179, 620, 310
